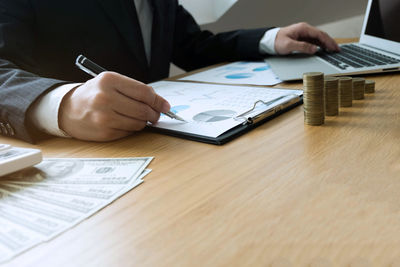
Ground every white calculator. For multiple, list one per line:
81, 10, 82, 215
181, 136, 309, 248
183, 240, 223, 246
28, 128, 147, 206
0, 144, 42, 177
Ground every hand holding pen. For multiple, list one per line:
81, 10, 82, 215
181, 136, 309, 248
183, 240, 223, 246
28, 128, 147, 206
58, 55, 182, 142
76, 55, 185, 122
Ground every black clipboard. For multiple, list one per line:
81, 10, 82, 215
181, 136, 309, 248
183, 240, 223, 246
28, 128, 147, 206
149, 94, 303, 145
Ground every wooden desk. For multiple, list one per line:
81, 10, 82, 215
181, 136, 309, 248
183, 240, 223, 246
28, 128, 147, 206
2, 42, 400, 266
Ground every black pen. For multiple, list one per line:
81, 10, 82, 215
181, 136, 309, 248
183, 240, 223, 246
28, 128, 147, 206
75, 55, 186, 122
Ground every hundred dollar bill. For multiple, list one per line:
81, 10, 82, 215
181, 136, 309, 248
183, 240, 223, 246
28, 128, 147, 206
0, 216, 50, 263
0, 169, 152, 263
5, 181, 142, 200
0, 183, 107, 214
0, 158, 153, 184
0, 204, 66, 238
0, 161, 152, 263
0, 189, 82, 223
3, 169, 151, 201
0, 243, 13, 263
138, 169, 152, 180
0, 217, 43, 255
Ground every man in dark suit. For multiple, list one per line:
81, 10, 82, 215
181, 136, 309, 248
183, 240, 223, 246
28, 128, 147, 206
0, 0, 339, 143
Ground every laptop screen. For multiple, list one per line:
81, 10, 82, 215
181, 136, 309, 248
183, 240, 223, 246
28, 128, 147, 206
365, 0, 400, 43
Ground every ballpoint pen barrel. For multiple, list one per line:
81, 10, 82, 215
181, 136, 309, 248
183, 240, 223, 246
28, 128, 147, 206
76, 55, 107, 74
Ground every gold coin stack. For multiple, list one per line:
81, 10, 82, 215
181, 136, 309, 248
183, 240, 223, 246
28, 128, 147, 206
324, 76, 339, 116
339, 77, 353, 107
352, 78, 365, 100
303, 72, 324, 125
365, 80, 375, 93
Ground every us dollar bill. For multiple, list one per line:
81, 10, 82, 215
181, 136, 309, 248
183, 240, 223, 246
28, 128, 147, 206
0, 189, 83, 223
0, 246, 12, 264
2, 169, 151, 200
0, 204, 66, 263
0, 217, 43, 253
0, 204, 66, 237
0, 158, 153, 184
0, 183, 107, 214
4, 182, 142, 200
0, 159, 153, 263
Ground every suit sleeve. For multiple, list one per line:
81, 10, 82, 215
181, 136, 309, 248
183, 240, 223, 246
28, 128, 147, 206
171, 3, 274, 71
0, 0, 66, 143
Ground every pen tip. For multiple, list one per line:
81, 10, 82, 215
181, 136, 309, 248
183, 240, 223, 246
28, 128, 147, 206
175, 116, 187, 122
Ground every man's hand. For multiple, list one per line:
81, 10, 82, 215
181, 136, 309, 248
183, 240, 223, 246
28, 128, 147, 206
274, 22, 340, 55
59, 72, 171, 141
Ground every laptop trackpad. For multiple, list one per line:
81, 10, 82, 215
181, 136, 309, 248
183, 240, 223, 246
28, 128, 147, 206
266, 54, 338, 81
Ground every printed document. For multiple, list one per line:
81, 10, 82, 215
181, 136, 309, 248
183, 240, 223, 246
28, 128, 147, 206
179, 61, 282, 86
151, 81, 302, 138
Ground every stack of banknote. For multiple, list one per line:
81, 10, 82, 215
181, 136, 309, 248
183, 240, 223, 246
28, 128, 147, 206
0, 157, 153, 263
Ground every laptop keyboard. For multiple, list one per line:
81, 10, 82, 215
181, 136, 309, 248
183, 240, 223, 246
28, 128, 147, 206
316, 44, 400, 70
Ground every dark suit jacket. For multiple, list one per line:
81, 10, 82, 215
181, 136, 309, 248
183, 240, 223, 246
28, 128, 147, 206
0, 0, 272, 142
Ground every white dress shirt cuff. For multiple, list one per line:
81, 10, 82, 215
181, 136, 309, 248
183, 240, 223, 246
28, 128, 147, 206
29, 83, 82, 138
259, 27, 281, 55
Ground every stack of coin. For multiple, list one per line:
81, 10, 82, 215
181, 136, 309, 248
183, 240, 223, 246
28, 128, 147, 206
352, 77, 365, 100
339, 77, 353, 107
324, 76, 339, 116
303, 72, 324, 125
365, 80, 375, 93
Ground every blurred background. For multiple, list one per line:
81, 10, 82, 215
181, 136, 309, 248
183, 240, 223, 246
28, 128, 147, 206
171, 0, 368, 76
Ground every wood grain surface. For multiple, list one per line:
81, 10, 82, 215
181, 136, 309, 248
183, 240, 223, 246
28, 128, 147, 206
1, 39, 400, 267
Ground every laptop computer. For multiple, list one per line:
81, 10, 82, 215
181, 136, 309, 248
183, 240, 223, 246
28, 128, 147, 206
265, 0, 400, 81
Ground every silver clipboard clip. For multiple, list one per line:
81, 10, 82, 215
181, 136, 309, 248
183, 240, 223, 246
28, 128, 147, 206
235, 94, 301, 125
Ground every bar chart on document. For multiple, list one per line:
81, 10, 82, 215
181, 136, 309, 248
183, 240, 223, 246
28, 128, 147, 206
179, 61, 282, 86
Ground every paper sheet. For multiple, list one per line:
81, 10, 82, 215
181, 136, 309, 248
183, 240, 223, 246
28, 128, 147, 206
179, 61, 282, 86
151, 81, 302, 138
